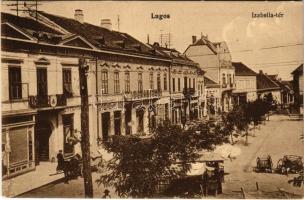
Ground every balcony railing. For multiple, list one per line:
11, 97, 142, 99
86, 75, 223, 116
29, 94, 67, 108
183, 88, 195, 98
124, 90, 161, 101
230, 83, 236, 88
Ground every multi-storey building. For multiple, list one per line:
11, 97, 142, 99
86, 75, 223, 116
232, 62, 257, 104
150, 43, 205, 124
1, 12, 84, 178
1, 9, 206, 180
184, 35, 235, 112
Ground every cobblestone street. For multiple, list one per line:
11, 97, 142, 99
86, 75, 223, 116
19, 115, 303, 198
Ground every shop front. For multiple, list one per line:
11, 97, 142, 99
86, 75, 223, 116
2, 111, 36, 179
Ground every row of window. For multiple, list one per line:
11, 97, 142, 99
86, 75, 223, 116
172, 77, 196, 92
101, 71, 170, 94
8, 66, 72, 100
222, 73, 234, 85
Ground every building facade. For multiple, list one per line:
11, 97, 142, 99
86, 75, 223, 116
2, 13, 84, 178
184, 35, 235, 112
151, 43, 205, 124
1, 10, 206, 179
291, 64, 303, 113
204, 76, 221, 116
256, 70, 281, 104
232, 62, 257, 105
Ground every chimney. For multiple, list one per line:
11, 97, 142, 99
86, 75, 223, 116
192, 36, 197, 44
100, 19, 112, 31
74, 9, 84, 23
259, 70, 263, 74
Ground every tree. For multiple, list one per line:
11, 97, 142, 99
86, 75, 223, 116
96, 122, 198, 198
96, 120, 231, 198
221, 105, 250, 145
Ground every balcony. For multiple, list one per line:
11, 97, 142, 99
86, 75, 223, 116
230, 83, 236, 88
183, 88, 195, 98
29, 94, 67, 109
124, 90, 161, 101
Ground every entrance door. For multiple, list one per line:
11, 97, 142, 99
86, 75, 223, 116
125, 107, 131, 135
136, 109, 144, 133
102, 112, 110, 141
35, 120, 52, 164
114, 111, 121, 135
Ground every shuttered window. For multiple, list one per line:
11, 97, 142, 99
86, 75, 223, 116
9, 127, 28, 164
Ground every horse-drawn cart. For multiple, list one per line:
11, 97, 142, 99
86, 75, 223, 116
277, 155, 303, 174
256, 155, 273, 173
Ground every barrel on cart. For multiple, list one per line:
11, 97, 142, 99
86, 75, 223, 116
255, 155, 273, 173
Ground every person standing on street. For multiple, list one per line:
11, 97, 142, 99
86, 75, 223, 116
102, 189, 111, 198
56, 150, 64, 173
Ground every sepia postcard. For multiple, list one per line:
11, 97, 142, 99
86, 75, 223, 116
1, 0, 303, 198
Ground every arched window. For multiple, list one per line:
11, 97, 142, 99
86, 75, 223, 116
222, 73, 226, 85
125, 71, 130, 93
101, 70, 108, 94
149, 72, 154, 90
114, 71, 120, 94
163, 73, 167, 91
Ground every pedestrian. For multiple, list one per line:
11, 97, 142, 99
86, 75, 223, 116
70, 156, 79, 179
102, 189, 111, 198
56, 150, 64, 172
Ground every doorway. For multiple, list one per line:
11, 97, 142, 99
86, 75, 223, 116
125, 107, 132, 135
102, 112, 110, 141
35, 120, 52, 165
114, 111, 121, 135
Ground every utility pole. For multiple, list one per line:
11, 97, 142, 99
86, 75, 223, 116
79, 58, 93, 198
117, 15, 120, 31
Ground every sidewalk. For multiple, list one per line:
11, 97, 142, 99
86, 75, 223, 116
2, 162, 64, 197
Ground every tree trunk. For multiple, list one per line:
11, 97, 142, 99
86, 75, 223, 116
230, 133, 234, 144
79, 58, 93, 198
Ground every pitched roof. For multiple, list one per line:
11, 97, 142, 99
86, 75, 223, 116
1, 12, 62, 35
150, 43, 200, 68
204, 76, 219, 88
37, 11, 168, 58
281, 81, 293, 91
291, 64, 303, 75
256, 72, 280, 91
186, 37, 218, 55
232, 62, 257, 76
268, 74, 292, 92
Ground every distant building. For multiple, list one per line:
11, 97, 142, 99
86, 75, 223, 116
232, 62, 257, 105
150, 43, 205, 123
204, 76, 221, 115
291, 64, 303, 113
256, 70, 281, 104
267, 74, 294, 108
184, 35, 235, 112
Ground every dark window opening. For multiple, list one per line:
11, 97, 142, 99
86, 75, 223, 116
9, 66, 22, 100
